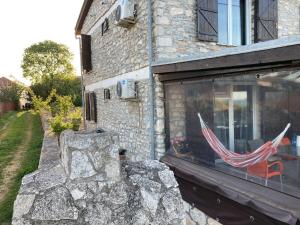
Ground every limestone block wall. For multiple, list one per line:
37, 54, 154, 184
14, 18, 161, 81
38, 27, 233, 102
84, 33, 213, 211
278, 0, 300, 38
152, 0, 224, 62
90, 80, 151, 161
81, 0, 148, 86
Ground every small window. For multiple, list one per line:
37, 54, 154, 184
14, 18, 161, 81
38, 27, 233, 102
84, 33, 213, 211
218, 0, 246, 45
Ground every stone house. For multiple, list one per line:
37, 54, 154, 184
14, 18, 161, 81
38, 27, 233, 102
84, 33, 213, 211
76, 0, 300, 224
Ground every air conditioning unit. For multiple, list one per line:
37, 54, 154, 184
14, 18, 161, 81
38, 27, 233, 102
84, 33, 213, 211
116, 79, 136, 99
115, 0, 136, 27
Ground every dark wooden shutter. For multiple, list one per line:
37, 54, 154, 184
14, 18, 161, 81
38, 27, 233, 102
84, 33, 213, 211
85, 93, 91, 121
81, 34, 92, 72
90, 92, 97, 122
255, 0, 278, 43
197, 0, 218, 42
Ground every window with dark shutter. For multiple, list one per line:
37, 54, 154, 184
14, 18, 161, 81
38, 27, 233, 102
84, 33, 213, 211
255, 0, 278, 43
85, 93, 91, 121
89, 92, 97, 123
197, 0, 218, 42
81, 34, 92, 72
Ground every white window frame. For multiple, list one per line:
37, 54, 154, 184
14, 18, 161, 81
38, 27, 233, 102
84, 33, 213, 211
219, 0, 252, 46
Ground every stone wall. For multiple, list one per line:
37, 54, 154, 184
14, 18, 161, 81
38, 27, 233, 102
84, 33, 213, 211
152, 0, 224, 62
12, 128, 186, 225
81, 0, 148, 86
278, 0, 300, 38
89, 80, 151, 161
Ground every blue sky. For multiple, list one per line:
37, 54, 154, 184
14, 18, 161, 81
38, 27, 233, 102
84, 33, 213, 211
0, 0, 84, 84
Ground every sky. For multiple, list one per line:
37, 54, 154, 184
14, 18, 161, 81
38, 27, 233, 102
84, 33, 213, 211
0, 0, 84, 85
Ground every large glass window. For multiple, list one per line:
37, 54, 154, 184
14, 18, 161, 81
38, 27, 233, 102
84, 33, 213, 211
165, 69, 300, 197
218, 0, 246, 45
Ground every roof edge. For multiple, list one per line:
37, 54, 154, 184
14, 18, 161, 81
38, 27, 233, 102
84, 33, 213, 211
75, 0, 93, 35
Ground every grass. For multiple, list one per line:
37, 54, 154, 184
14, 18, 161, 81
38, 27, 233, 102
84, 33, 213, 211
0, 111, 16, 130
0, 112, 29, 183
0, 111, 43, 224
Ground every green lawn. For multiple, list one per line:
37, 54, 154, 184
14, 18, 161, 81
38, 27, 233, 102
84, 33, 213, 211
0, 111, 15, 130
0, 111, 43, 224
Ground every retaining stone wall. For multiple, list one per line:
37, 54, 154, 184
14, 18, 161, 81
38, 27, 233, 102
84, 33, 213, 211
12, 126, 186, 225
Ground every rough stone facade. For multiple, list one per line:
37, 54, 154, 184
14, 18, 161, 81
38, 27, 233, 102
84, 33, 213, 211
90, 81, 151, 161
278, 0, 300, 38
78, 1, 300, 225
81, 0, 148, 86
153, 0, 224, 61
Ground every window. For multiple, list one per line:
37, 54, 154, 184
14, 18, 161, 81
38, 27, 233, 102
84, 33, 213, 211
85, 92, 97, 122
165, 68, 300, 198
218, 0, 246, 45
197, 0, 252, 45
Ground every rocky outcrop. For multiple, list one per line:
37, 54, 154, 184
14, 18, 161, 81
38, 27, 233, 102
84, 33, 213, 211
12, 129, 185, 225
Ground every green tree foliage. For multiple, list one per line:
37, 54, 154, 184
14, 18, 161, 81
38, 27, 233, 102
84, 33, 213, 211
0, 83, 23, 103
30, 89, 82, 136
22, 40, 82, 106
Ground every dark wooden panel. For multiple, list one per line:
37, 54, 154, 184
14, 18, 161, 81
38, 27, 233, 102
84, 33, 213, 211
197, 0, 218, 42
81, 34, 92, 72
177, 177, 288, 225
161, 155, 300, 225
255, 0, 278, 42
85, 93, 91, 121
153, 45, 300, 75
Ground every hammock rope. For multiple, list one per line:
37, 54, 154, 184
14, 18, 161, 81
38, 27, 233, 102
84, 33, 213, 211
198, 113, 291, 168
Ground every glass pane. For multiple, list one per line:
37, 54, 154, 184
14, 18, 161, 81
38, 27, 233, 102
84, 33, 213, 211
233, 86, 253, 153
218, 0, 228, 44
165, 68, 300, 198
232, 0, 242, 45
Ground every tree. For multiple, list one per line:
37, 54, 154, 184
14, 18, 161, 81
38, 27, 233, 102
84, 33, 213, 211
22, 40, 75, 84
22, 40, 82, 106
0, 83, 23, 103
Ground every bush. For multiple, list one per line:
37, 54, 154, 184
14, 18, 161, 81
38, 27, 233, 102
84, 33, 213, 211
30, 89, 82, 136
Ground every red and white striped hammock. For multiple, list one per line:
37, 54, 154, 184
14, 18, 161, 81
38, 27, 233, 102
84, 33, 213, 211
198, 113, 291, 168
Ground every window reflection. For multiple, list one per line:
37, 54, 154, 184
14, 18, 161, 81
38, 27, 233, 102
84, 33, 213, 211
165, 69, 300, 197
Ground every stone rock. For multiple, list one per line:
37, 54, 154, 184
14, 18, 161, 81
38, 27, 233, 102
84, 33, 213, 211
158, 169, 178, 188
13, 194, 35, 218
140, 187, 161, 216
35, 164, 67, 190
31, 187, 79, 221
105, 160, 120, 182
162, 189, 185, 221
85, 203, 112, 225
70, 188, 85, 200
108, 182, 128, 205
190, 207, 206, 225
70, 151, 97, 180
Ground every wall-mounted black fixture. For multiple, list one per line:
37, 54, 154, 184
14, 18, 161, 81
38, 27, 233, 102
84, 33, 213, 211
102, 18, 109, 36
104, 88, 111, 100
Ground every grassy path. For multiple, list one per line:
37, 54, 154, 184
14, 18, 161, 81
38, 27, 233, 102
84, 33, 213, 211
0, 111, 43, 224
0, 114, 33, 200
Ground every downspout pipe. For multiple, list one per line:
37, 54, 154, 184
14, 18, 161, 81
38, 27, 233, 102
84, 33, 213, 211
76, 35, 86, 129
147, 0, 156, 160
